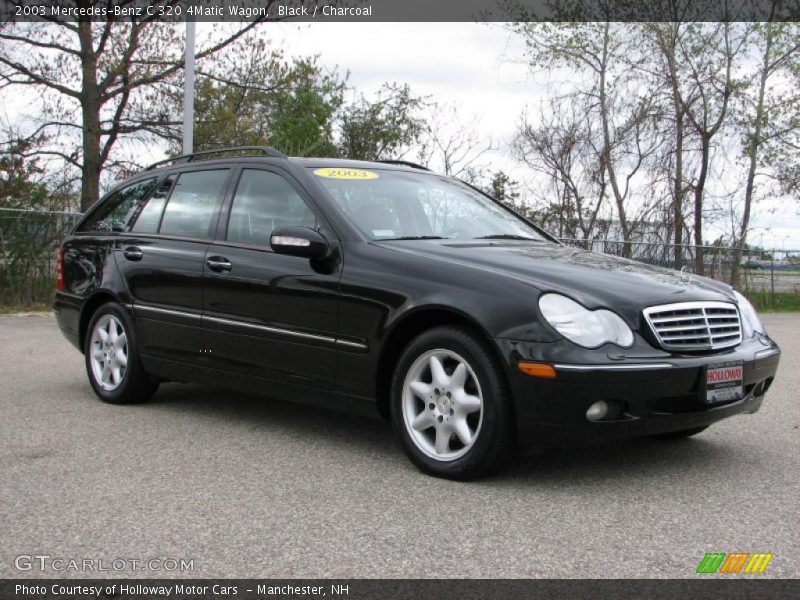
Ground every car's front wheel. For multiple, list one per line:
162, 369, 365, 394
85, 302, 158, 405
390, 326, 515, 480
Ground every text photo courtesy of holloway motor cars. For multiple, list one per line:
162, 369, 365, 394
1, 1, 799, 599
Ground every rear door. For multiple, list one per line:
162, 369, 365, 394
202, 166, 341, 388
70, 177, 159, 293
116, 167, 232, 363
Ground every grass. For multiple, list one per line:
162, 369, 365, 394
0, 302, 51, 315
744, 290, 800, 313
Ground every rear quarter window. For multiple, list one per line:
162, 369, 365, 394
78, 178, 157, 233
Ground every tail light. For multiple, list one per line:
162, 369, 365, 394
56, 245, 64, 291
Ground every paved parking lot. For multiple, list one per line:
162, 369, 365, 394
1, 313, 798, 579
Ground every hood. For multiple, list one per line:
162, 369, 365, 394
375, 239, 736, 313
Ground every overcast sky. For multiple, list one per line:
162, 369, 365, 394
258, 22, 799, 250
269, 22, 534, 177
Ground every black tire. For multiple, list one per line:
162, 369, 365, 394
390, 326, 515, 480
651, 425, 709, 440
84, 302, 158, 405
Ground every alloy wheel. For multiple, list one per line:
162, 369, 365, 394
89, 314, 128, 391
401, 349, 484, 461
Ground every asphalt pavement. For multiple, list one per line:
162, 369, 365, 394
1, 313, 798, 578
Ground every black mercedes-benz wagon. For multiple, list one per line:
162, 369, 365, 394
54, 146, 781, 479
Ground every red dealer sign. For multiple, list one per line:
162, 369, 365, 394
708, 366, 744, 384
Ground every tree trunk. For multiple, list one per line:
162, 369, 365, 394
598, 22, 632, 258
673, 110, 685, 269
691, 23, 735, 277
77, 19, 101, 211
661, 29, 686, 270
693, 135, 710, 275
731, 27, 772, 289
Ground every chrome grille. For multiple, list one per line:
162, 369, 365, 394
643, 301, 742, 351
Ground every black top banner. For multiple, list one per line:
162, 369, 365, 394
2, 0, 800, 23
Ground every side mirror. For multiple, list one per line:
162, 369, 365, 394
270, 226, 329, 259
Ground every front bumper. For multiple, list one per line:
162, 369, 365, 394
494, 335, 781, 447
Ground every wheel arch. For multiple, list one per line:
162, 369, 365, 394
375, 305, 506, 420
78, 290, 124, 353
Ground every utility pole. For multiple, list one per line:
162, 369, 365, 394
182, 20, 196, 155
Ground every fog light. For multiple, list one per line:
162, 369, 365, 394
586, 401, 608, 422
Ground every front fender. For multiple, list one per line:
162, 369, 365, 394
338, 242, 561, 349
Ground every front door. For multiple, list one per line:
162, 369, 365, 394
202, 167, 341, 388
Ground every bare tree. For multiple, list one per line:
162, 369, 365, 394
511, 22, 661, 257
653, 22, 750, 273
512, 97, 606, 241
416, 103, 494, 183
729, 21, 800, 286
643, 23, 694, 268
0, 3, 269, 210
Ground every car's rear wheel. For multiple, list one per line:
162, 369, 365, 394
390, 326, 515, 480
85, 302, 158, 404
651, 425, 709, 440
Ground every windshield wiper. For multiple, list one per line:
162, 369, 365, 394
380, 235, 449, 241
474, 234, 539, 241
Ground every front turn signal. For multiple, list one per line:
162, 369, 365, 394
517, 362, 557, 379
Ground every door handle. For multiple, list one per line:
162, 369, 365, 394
206, 256, 232, 273
123, 246, 143, 261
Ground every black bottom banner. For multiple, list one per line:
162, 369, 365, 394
1, 579, 798, 600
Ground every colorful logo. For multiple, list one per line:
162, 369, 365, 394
697, 552, 773, 574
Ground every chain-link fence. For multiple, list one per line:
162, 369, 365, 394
0, 208, 81, 308
1, 208, 798, 311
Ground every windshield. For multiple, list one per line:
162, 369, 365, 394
310, 167, 547, 241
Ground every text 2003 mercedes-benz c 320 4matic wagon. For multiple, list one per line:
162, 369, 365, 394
54, 147, 781, 479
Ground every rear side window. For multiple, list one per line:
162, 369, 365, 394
131, 175, 176, 233
78, 178, 157, 233
226, 169, 316, 246
159, 170, 229, 239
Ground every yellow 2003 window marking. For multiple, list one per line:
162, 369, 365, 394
313, 168, 379, 180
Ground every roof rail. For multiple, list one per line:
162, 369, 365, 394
145, 146, 287, 171
375, 159, 431, 171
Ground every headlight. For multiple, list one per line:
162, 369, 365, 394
733, 290, 765, 337
538, 293, 634, 349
